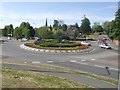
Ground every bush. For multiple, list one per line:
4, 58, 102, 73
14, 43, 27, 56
39, 41, 80, 47
25, 40, 88, 50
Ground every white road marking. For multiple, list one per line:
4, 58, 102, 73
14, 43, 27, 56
32, 61, 40, 64
94, 65, 118, 71
24, 62, 27, 64
94, 65, 105, 68
91, 59, 96, 61
80, 62, 88, 65
70, 60, 88, 65
110, 68, 118, 71
47, 61, 54, 63
81, 60, 86, 62
70, 60, 77, 63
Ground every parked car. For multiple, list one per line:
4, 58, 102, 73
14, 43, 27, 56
22, 38, 28, 41
8, 37, 11, 40
99, 44, 111, 49
81, 41, 91, 46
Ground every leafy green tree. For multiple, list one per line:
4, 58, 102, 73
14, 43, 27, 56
22, 27, 31, 39
75, 23, 79, 30
37, 26, 53, 39
2, 24, 14, 36
54, 29, 65, 43
53, 20, 59, 30
110, 29, 120, 40
19, 22, 35, 38
111, 9, 120, 40
13, 27, 22, 39
2, 26, 7, 36
61, 24, 67, 31
92, 22, 103, 33
114, 9, 120, 30
102, 21, 112, 35
80, 17, 91, 39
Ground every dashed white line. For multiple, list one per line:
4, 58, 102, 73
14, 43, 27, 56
80, 62, 88, 65
110, 68, 118, 71
94, 65, 105, 68
91, 59, 96, 61
70, 60, 77, 63
47, 61, 54, 63
81, 60, 86, 62
24, 62, 27, 64
32, 61, 40, 64
94, 65, 118, 71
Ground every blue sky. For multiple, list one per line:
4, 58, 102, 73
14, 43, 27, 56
0, 2, 118, 28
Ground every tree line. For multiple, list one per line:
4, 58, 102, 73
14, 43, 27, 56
2, 8, 120, 41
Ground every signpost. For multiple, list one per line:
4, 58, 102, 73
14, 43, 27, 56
105, 67, 110, 75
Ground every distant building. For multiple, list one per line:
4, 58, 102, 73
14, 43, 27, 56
66, 25, 79, 36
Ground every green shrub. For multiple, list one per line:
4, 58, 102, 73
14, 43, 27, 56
39, 41, 80, 47
25, 40, 88, 50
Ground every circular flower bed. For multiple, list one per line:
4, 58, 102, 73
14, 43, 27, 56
25, 41, 88, 50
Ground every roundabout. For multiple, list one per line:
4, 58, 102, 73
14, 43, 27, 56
1, 39, 118, 88
20, 43, 94, 53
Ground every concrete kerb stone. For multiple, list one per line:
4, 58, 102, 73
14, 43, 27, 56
20, 44, 94, 53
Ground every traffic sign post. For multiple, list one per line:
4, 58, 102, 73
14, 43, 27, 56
105, 67, 110, 75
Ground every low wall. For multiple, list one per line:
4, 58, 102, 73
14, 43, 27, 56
112, 40, 120, 46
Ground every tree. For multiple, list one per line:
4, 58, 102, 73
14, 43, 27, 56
19, 22, 35, 38
13, 27, 22, 39
53, 20, 59, 30
54, 29, 65, 43
37, 26, 53, 39
114, 9, 120, 30
22, 27, 31, 39
49, 25, 52, 31
102, 21, 113, 35
61, 24, 67, 31
80, 17, 91, 39
92, 22, 103, 33
2, 24, 14, 36
2, 26, 7, 36
111, 8, 120, 40
75, 23, 79, 30
111, 29, 120, 40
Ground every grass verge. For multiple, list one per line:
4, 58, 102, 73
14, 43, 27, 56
2, 62, 118, 86
2, 68, 95, 88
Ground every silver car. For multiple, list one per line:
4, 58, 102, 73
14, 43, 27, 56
99, 44, 111, 49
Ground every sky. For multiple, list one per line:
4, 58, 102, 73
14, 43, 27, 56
0, 2, 119, 28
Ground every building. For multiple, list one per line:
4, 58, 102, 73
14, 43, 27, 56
66, 25, 79, 37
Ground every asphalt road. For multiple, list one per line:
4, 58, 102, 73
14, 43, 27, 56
1, 39, 118, 80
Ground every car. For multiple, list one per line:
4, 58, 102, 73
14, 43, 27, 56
81, 41, 91, 46
22, 38, 28, 41
99, 44, 111, 49
8, 37, 11, 40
